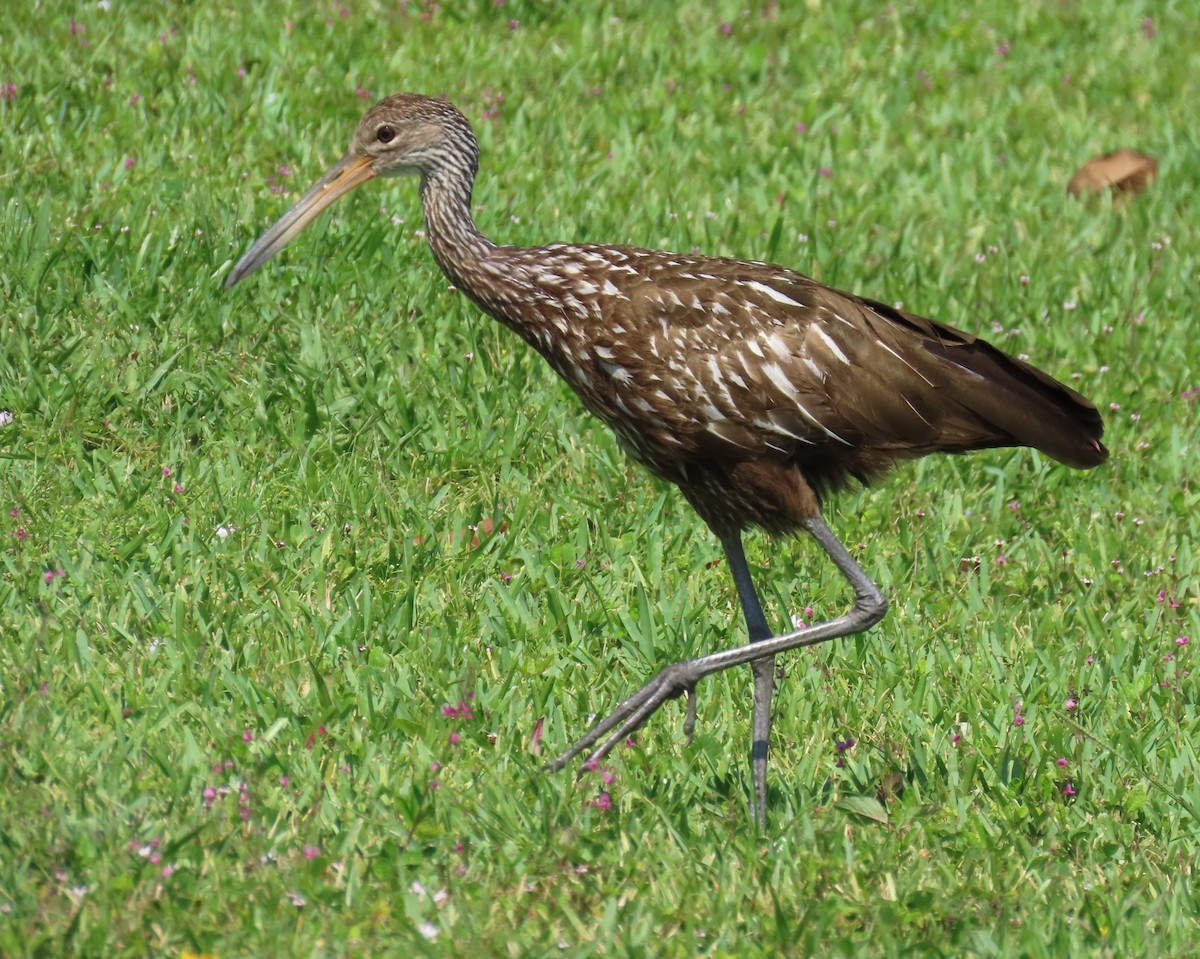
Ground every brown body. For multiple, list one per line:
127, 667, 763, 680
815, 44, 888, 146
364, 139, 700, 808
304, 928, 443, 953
436, 239, 1105, 534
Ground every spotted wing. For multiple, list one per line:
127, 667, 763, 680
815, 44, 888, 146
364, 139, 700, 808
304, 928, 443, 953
582, 250, 1104, 472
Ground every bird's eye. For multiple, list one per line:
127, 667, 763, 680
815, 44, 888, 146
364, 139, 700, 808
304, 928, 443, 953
375, 125, 396, 144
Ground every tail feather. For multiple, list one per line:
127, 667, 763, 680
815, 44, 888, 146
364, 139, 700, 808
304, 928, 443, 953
936, 336, 1108, 469
861, 296, 1109, 469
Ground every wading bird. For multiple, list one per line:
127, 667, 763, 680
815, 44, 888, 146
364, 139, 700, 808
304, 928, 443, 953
226, 93, 1107, 823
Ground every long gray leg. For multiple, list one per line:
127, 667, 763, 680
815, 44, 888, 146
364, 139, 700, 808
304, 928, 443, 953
720, 532, 775, 827
545, 516, 889, 822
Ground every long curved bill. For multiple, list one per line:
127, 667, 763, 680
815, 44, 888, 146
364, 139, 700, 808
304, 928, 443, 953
225, 152, 376, 288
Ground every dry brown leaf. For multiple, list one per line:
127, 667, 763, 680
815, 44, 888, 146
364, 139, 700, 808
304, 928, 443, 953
1067, 148, 1159, 198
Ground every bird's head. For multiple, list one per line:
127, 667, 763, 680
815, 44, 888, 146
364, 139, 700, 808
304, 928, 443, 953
353, 93, 476, 179
225, 93, 475, 288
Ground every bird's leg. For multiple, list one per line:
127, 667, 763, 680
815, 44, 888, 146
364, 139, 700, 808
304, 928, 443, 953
544, 516, 889, 813
718, 531, 777, 828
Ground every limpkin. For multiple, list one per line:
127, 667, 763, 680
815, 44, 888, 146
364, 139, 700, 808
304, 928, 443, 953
226, 93, 1108, 822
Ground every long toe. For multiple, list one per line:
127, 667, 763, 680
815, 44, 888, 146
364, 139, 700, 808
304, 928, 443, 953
545, 660, 704, 773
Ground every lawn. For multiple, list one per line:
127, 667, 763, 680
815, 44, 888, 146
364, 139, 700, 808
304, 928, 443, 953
1, 1, 1198, 956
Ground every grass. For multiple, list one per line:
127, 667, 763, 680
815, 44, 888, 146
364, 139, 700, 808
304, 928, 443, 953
1, 1, 1198, 955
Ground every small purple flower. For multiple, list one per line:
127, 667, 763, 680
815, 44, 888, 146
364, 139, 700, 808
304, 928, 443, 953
1013, 714, 1025, 727
1062, 782, 1076, 797
16, 527, 27, 541
1142, 17, 1156, 40
449, 731, 460, 745
242, 729, 253, 743
0, 83, 18, 102
1056, 757, 1068, 768
591, 791, 612, 810
1177, 636, 1190, 647
303, 845, 320, 860
124, 157, 136, 170
818, 166, 833, 179
719, 22, 732, 36
1065, 698, 1077, 711
835, 737, 856, 753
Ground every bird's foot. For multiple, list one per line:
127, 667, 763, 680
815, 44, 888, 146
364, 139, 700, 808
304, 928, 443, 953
543, 659, 704, 774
